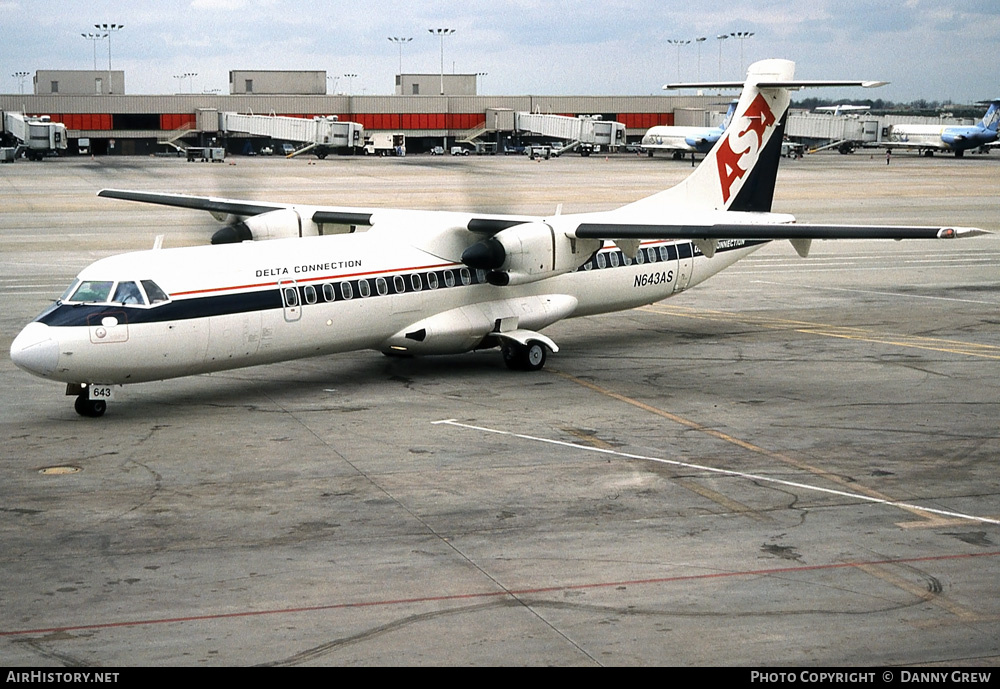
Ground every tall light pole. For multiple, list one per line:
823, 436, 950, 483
81, 32, 107, 71
730, 31, 754, 77
12, 71, 29, 95
695, 36, 707, 80
344, 73, 358, 95
428, 28, 455, 95
327, 75, 339, 94
666, 39, 690, 81
95, 23, 123, 94
476, 71, 488, 94
173, 74, 185, 93
716, 34, 729, 80
388, 37, 412, 76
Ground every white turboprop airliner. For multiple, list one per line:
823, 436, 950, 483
10, 59, 990, 417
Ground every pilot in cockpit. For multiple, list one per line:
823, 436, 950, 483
113, 281, 143, 305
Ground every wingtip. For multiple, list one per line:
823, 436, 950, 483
937, 227, 992, 239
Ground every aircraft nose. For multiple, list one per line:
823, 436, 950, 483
10, 322, 59, 378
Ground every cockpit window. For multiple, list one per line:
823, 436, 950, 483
141, 280, 170, 304
69, 280, 114, 303
59, 279, 81, 302
112, 281, 146, 305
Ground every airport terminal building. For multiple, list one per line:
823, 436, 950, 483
1, 69, 721, 156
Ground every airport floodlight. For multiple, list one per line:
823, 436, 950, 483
344, 73, 358, 95
12, 71, 29, 95
94, 23, 123, 94
695, 37, 707, 80
666, 39, 691, 81
388, 37, 413, 75
716, 34, 729, 79
429, 28, 456, 95
81, 33, 108, 71
477, 71, 488, 94
730, 31, 754, 76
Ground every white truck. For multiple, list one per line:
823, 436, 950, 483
1, 112, 68, 160
364, 132, 406, 156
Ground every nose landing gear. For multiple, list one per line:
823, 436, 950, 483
68, 384, 109, 417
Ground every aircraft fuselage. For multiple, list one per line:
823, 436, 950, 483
10, 227, 766, 386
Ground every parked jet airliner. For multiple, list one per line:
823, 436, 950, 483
640, 100, 738, 158
10, 60, 989, 416
884, 99, 1000, 156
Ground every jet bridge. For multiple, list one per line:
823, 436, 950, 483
514, 113, 626, 155
1, 112, 68, 160
219, 112, 364, 158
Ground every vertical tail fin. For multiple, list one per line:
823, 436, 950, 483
621, 59, 796, 215
980, 100, 1000, 132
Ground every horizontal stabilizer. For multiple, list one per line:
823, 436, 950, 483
665, 80, 888, 91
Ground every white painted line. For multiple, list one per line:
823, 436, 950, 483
433, 419, 1000, 526
751, 280, 997, 305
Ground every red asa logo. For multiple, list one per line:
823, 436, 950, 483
715, 93, 777, 203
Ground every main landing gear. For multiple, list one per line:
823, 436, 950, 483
501, 340, 548, 371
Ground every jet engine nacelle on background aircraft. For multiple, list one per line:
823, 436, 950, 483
212, 208, 321, 244
461, 222, 601, 286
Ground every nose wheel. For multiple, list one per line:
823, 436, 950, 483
74, 391, 108, 418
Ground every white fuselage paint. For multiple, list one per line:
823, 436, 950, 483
13, 225, 765, 386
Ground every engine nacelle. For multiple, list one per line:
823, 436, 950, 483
211, 208, 320, 244
461, 222, 600, 286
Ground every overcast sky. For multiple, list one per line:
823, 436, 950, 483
3, 0, 997, 104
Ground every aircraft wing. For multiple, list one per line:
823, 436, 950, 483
881, 140, 948, 151
571, 221, 989, 259
572, 222, 990, 241
98, 188, 539, 234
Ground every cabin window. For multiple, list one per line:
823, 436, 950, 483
427, 272, 439, 289
634, 249, 645, 264
341, 281, 354, 300
323, 283, 336, 302
645, 247, 657, 263
283, 287, 299, 307
410, 274, 422, 291
444, 270, 456, 287
622, 253, 632, 266
476, 269, 487, 283
358, 279, 371, 298
375, 277, 388, 296
141, 280, 170, 303
393, 275, 406, 293
610, 252, 620, 268
68, 280, 113, 303
596, 253, 607, 269
459, 268, 471, 285
303, 285, 318, 304
658, 245, 669, 261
